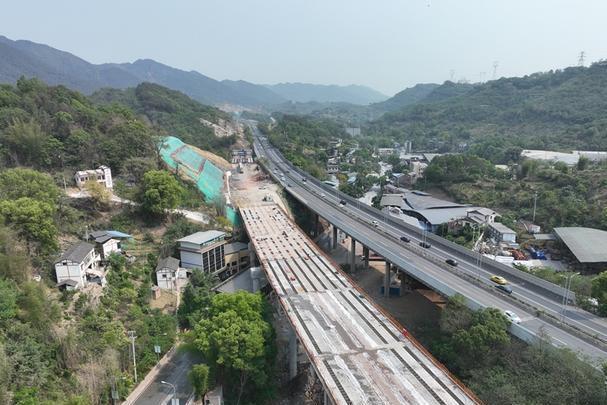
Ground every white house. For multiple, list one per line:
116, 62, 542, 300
155, 257, 182, 290
87, 230, 132, 260
55, 242, 101, 290
75, 165, 113, 189
466, 208, 499, 225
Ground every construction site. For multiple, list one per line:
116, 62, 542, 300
240, 204, 478, 404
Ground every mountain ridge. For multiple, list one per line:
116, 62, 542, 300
0, 35, 387, 108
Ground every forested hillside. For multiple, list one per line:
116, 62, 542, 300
0, 78, 229, 404
262, 114, 349, 178
91, 83, 236, 157
371, 83, 440, 112
0, 77, 156, 173
370, 62, 607, 161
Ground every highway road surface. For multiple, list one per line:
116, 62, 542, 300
250, 123, 607, 365
133, 349, 202, 405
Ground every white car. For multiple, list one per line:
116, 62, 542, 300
372, 220, 379, 227
320, 193, 326, 198
504, 310, 521, 324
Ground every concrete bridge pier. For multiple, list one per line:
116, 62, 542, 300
288, 327, 298, 380
362, 246, 369, 269
384, 261, 391, 298
350, 238, 356, 272
332, 225, 338, 249
248, 242, 257, 267
313, 213, 319, 236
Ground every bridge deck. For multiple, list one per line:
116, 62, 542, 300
241, 204, 478, 405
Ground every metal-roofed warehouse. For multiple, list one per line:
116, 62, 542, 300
554, 227, 607, 264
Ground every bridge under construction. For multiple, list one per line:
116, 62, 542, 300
241, 204, 478, 405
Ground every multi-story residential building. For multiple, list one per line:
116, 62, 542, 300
177, 230, 227, 273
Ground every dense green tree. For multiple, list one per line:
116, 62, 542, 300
0, 168, 60, 205
0, 120, 61, 167
0, 197, 58, 253
193, 292, 274, 404
591, 271, 607, 316
453, 308, 510, 355
178, 271, 216, 328
139, 170, 183, 217
189, 364, 211, 401
85, 180, 111, 211
0, 278, 17, 327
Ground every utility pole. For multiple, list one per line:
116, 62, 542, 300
58, 154, 67, 193
578, 51, 586, 67
492, 61, 499, 80
128, 331, 138, 382
532, 191, 538, 222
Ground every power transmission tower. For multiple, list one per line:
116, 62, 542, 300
578, 51, 585, 67
449, 69, 455, 81
492, 61, 499, 80
479, 72, 486, 83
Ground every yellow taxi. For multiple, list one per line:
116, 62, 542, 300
490, 275, 508, 285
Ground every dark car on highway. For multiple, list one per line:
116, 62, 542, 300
339, 199, 347, 206
445, 258, 458, 266
419, 242, 431, 249
400, 236, 410, 243
495, 284, 513, 294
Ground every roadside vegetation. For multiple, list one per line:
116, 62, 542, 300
418, 295, 607, 405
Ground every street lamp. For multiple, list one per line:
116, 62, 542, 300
161, 380, 176, 404
560, 272, 579, 321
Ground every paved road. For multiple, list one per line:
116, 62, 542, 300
66, 189, 209, 224
250, 123, 607, 365
133, 349, 202, 405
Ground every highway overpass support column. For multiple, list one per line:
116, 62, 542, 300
384, 261, 390, 298
313, 213, 319, 236
332, 225, 338, 249
362, 246, 369, 269
248, 242, 257, 267
350, 238, 356, 272
288, 327, 298, 379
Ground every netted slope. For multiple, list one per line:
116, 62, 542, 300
160, 136, 240, 225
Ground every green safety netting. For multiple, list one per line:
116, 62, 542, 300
159, 136, 240, 226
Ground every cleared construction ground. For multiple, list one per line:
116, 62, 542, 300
241, 204, 479, 405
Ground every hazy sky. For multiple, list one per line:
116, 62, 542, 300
3, 0, 607, 95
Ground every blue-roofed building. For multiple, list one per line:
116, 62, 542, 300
87, 230, 133, 260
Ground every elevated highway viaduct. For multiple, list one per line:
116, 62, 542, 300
249, 122, 607, 365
